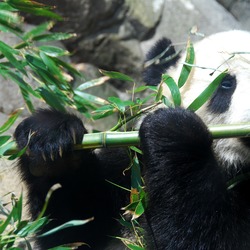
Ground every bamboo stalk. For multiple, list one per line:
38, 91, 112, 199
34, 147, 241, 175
5, 123, 250, 156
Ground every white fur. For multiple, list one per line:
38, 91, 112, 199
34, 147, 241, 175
164, 30, 250, 167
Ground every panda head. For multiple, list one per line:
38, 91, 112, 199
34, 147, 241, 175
143, 30, 250, 172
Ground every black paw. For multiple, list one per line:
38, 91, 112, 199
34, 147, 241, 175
139, 108, 212, 155
14, 109, 86, 163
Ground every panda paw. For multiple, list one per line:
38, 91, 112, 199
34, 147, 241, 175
139, 107, 212, 155
14, 109, 86, 165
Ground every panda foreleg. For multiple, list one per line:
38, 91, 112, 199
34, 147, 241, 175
139, 108, 242, 250
14, 109, 127, 249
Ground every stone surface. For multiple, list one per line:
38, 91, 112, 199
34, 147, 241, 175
24, 0, 165, 83
141, 0, 242, 54
217, 0, 250, 30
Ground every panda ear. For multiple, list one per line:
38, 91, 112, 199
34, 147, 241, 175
142, 38, 179, 86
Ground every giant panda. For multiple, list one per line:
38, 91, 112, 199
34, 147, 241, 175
14, 30, 250, 249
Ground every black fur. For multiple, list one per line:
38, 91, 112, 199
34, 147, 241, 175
143, 38, 179, 86
208, 74, 237, 114
140, 108, 250, 249
14, 109, 130, 249
14, 37, 250, 249
15, 108, 250, 249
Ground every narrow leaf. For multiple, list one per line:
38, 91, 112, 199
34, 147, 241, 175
0, 108, 23, 134
39, 219, 94, 237
23, 21, 54, 40
108, 97, 134, 113
178, 39, 195, 88
7, 0, 62, 20
0, 41, 24, 73
39, 46, 70, 57
32, 33, 76, 42
100, 69, 134, 82
188, 70, 228, 111
76, 76, 109, 91
162, 74, 181, 106
36, 87, 66, 112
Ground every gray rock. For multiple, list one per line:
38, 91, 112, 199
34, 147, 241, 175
141, 0, 242, 54
217, 0, 250, 30
25, 0, 164, 84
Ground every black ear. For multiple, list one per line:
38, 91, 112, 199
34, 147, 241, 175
142, 38, 179, 86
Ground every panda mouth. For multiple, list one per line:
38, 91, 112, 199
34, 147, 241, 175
240, 138, 250, 148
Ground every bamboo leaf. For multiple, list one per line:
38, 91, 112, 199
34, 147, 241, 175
39, 219, 94, 238
32, 33, 76, 42
39, 52, 65, 82
23, 21, 54, 40
74, 90, 108, 106
0, 10, 22, 24
0, 2, 17, 11
188, 70, 228, 111
92, 105, 116, 120
25, 54, 47, 71
108, 97, 134, 113
76, 76, 110, 91
162, 74, 181, 106
0, 109, 22, 134
100, 69, 134, 82
20, 86, 35, 113
39, 46, 70, 57
178, 39, 195, 88
0, 41, 24, 73
16, 217, 48, 237
0, 136, 11, 146
7, 0, 63, 20
36, 87, 66, 112
0, 140, 16, 157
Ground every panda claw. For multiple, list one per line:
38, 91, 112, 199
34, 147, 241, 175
59, 146, 63, 158
42, 152, 47, 162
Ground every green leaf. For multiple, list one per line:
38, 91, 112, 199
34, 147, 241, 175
39, 46, 70, 57
108, 97, 134, 113
0, 136, 11, 146
0, 10, 22, 24
100, 69, 134, 82
16, 217, 48, 237
52, 57, 81, 77
39, 52, 65, 82
74, 91, 108, 106
178, 39, 195, 88
39, 219, 94, 237
73, 94, 96, 114
125, 244, 145, 250
133, 85, 157, 93
0, 140, 16, 157
0, 109, 22, 134
76, 76, 109, 91
0, 41, 24, 73
162, 74, 181, 106
131, 156, 142, 190
7, 0, 63, 20
0, 2, 17, 11
32, 33, 76, 42
25, 54, 47, 71
23, 21, 54, 40
2, 70, 39, 98
92, 105, 116, 120
188, 70, 228, 111
20, 86, 35, 113
36, 87, 66, 112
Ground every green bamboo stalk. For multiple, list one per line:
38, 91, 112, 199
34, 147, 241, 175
4, 123, 250, 156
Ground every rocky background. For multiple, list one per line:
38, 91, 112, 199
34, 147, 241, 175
0, 0, 249, 212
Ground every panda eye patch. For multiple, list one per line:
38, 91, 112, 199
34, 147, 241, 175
220, 74, 236, 89
208, 74, 237, 114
